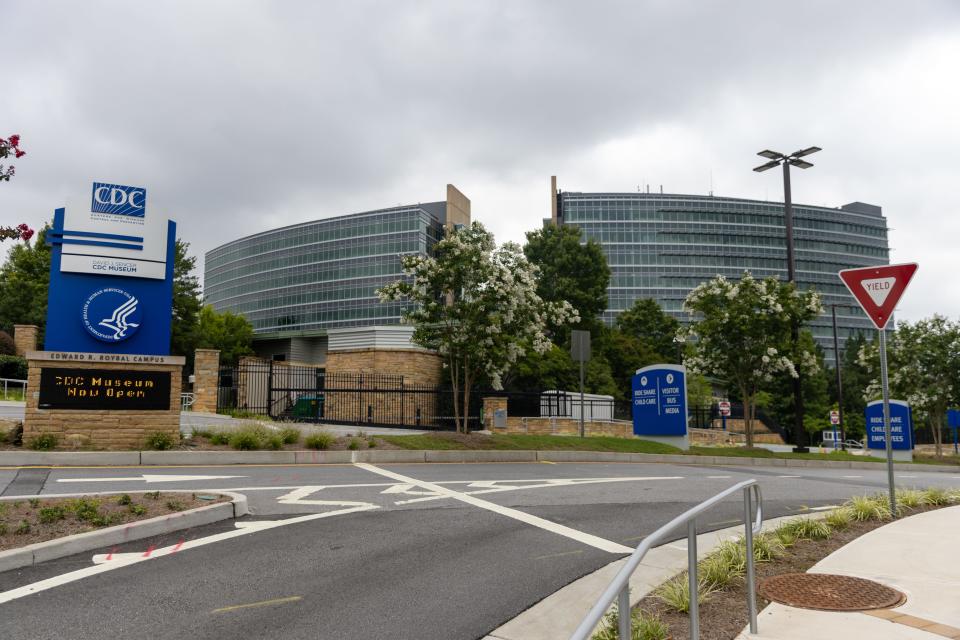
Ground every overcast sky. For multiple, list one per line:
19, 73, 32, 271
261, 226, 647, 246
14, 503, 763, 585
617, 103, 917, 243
2, 1, 958, 321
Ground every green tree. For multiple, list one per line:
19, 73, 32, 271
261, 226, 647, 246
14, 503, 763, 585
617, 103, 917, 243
596, 327, 661, 400
505, 344, 619, 398
682, 272, 823, 447
0, 227, 51, 341
523, 224, 609, 338
615, 298, 681, 361
762, 333, 832, 441
379, 222, 578, 432
195, 305, 254, 366
170, 240, 203, 368
828, 332, 870, 442
859, 315, 960, 457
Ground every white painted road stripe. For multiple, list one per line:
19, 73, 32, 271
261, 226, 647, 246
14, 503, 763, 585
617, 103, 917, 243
0, 505, 378, 605
57, 475, 247, 484
706, 475, 732, 479
841, 475, 863, 479
354, 463, 633, 554
778, 475, 802, 478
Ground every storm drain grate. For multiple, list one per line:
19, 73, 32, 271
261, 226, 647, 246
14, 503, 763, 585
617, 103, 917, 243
759, 573, 906, 611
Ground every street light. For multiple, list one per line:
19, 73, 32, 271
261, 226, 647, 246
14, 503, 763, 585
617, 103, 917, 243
753, 146, 821, 453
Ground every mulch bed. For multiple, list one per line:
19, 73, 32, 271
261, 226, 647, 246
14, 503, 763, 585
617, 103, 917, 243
634, 504, 943, 640
0, 492, 228, 552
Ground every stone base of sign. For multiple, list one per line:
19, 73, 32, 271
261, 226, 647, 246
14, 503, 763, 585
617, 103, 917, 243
632, 433, 690, 450
867, 448, 913, 462
13, 324, 39, 356
23, 351, 184, 451
191, 349, 220, 413
491, 416, 634, 438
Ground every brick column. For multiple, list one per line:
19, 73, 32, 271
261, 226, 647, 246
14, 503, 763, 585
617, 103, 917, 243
482, 396, 508, 431
192, 349, 220, 413
13, 325, 38, 356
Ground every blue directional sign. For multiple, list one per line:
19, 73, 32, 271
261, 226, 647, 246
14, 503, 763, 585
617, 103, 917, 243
947, 409, 960, 430
632, 364, 688, 437
865, 399, 913, 451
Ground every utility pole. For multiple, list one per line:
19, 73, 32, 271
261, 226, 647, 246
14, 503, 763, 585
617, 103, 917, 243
832, 305, 845, 451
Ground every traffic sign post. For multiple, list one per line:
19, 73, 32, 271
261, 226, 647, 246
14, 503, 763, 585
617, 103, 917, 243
829, 410, 840, 449
571, 330, 591, 438
719, 400, 731, 431
839, 262, 918, 518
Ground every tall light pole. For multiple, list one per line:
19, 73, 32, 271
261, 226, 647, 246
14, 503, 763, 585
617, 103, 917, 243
754, 146, 821, 453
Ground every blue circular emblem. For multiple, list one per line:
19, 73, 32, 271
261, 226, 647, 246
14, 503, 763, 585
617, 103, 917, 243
81, 287, 143, 342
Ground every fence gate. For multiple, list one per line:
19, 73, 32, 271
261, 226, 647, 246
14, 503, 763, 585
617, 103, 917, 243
216, 361, 478, 430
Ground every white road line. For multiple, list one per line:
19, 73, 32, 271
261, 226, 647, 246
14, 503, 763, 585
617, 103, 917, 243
706, 475, 732, 479
841, 475, 863, 479
275, 486, 378, 508
898, 475, 917, 479
354, 463, 633, 554
0, 505, 378, 605
777, 475, 802, 479
807, 505, 840, 512
57, 475, 247, 484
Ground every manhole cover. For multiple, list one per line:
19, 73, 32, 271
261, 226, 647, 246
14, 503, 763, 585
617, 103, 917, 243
759, 573, 905, 611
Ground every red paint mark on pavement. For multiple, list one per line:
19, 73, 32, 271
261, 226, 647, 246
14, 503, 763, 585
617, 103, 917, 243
105, 547, 117, 561
142, 544, 156, 558
171, 539, 185, 553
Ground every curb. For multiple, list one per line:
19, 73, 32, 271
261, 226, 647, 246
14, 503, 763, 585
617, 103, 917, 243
484, 510, 833, 640
0, 449, 956, 473
0, 490, 248, 573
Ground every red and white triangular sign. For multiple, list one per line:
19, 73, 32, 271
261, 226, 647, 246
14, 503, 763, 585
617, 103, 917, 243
838, 262, 918, 330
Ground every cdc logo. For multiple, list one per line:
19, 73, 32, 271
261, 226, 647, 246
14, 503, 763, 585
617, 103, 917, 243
81, 288, 143, 343
90, 182, 147, 217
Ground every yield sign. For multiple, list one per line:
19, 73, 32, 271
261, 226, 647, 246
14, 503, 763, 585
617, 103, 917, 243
838, 262, 918, 330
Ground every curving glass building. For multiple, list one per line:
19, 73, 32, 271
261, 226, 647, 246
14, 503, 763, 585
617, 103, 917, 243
204, 185, 470, 362
550, 178, 890, 364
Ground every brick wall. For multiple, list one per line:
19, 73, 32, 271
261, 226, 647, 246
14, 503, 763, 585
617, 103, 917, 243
490, 415, 633, 438
325, 348, 443, 386
192, 349, 220, 413
13, 325, 38, 357
24, 358, 182, 451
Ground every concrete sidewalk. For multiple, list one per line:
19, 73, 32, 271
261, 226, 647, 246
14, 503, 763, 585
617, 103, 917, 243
738, 505, 960, 639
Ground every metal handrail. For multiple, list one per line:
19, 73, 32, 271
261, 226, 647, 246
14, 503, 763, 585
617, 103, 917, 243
0, 377, 27, 400
570, 479, 763, 640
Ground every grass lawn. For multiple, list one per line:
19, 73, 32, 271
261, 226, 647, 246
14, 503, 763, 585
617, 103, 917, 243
379, 432, 683, 454
686, 446, 886, 463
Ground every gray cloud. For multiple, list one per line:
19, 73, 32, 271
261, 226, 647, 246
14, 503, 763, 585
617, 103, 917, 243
2, 0, 958, 319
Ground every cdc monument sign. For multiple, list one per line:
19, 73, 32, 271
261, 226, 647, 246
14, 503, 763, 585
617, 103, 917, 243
631, 364, 690, 450
865, 399, 913, 462
45, 181, 176, 355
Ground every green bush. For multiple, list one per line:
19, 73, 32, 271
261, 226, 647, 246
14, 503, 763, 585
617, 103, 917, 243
847, 495, 891, 521
305, 432, 335, 450
367, 438, 377, 448
28, 433, 58, 451
348, 438, 362, 451
28, 497, 40, 508
750, 533, 785, 563
38, 505, 67, 524
166, 500, 185, 512
130, 503, 147, 516
921, 487, 951, 506
15, 520, 30, 535
209, 431, 230, 445
779, 517, 832, 540
265, 434, 284, 450
68, 498, 102, 523
592, 606, 669, 640
116, 494, 132, 506
824, 507, 853, 530
279, 427, 301, 445
145, 491, 160, 500
654, 573, 718, 613
0, 354, 28, 379
229, 431, 260, 450
145, 431, 175, 451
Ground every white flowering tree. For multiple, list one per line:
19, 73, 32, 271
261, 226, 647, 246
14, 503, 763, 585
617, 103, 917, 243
378, 222, 578, 433
858, 315, 960, 457
682, 272, 823, 447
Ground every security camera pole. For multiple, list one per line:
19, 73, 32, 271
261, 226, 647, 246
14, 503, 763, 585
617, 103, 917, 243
571, 330, 591, 438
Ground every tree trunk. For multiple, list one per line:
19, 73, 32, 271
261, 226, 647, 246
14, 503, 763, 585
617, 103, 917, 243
932, 415, 943, 458
742, 387, 754, 448
450, 355, 461, 433
463, 361, 472, 435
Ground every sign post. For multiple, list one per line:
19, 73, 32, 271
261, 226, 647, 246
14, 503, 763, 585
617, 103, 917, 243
839, 262, 918, 518
571, 330, 591, 438
829, 410, 840, 449
948, 409, 960, 455
719, 400, 731, 431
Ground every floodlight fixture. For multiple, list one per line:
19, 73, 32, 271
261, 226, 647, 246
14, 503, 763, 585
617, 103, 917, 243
753, 159, 781, 172
757, 149, 783, 160
791, 146, 822, 159
789, 158, 814, 169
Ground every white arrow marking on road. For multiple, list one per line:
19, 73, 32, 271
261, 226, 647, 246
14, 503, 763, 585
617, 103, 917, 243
57, 475, 247, 484
380, 483, 439, 496
275, 486, 378, 508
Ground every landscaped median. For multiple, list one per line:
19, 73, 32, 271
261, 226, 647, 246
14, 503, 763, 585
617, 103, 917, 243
588, 488, 960, 640
0, 490, 247, 572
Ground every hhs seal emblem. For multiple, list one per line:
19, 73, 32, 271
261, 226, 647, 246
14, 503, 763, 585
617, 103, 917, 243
81, 288, 142, 342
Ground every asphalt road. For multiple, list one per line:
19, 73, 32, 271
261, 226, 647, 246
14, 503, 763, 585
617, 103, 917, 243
0, 461, 958, 640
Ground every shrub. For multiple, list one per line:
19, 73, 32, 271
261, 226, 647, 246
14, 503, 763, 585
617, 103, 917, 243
28, 433, 58, 451
592, 606, 669, 640
15, 520, 30, 535
129, 503, 147, 516
0, 502, 7, 517
4, 422, 23, 446
348, 438, 362, 450
0, 330, 15, 355
0, 354, 27, 379
190, 429, 212, 440
68, 498, 102, 523
229, 431, 259, 450
654, 573, 718, 613
210, 432, 230, 445
145, 431, 175, 451
847, 495, 891, 521
824, 507, 853, 530
750, 533, 785, 563
145, 491, 160, 500
279, 427, 301, 445
305, 432, 335, 450
921, 487, 951, 506
38, 505, 67, 523
166, 500, 185, 512
116, 494, 132, 506
265, 434, 284, 450
28, 497, 40, 508
780, 517, 832, 540
368, 438, 377, 448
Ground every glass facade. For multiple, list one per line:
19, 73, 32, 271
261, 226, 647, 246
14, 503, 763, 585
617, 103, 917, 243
557, 192, 890, 364
204, 204, 445, 336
